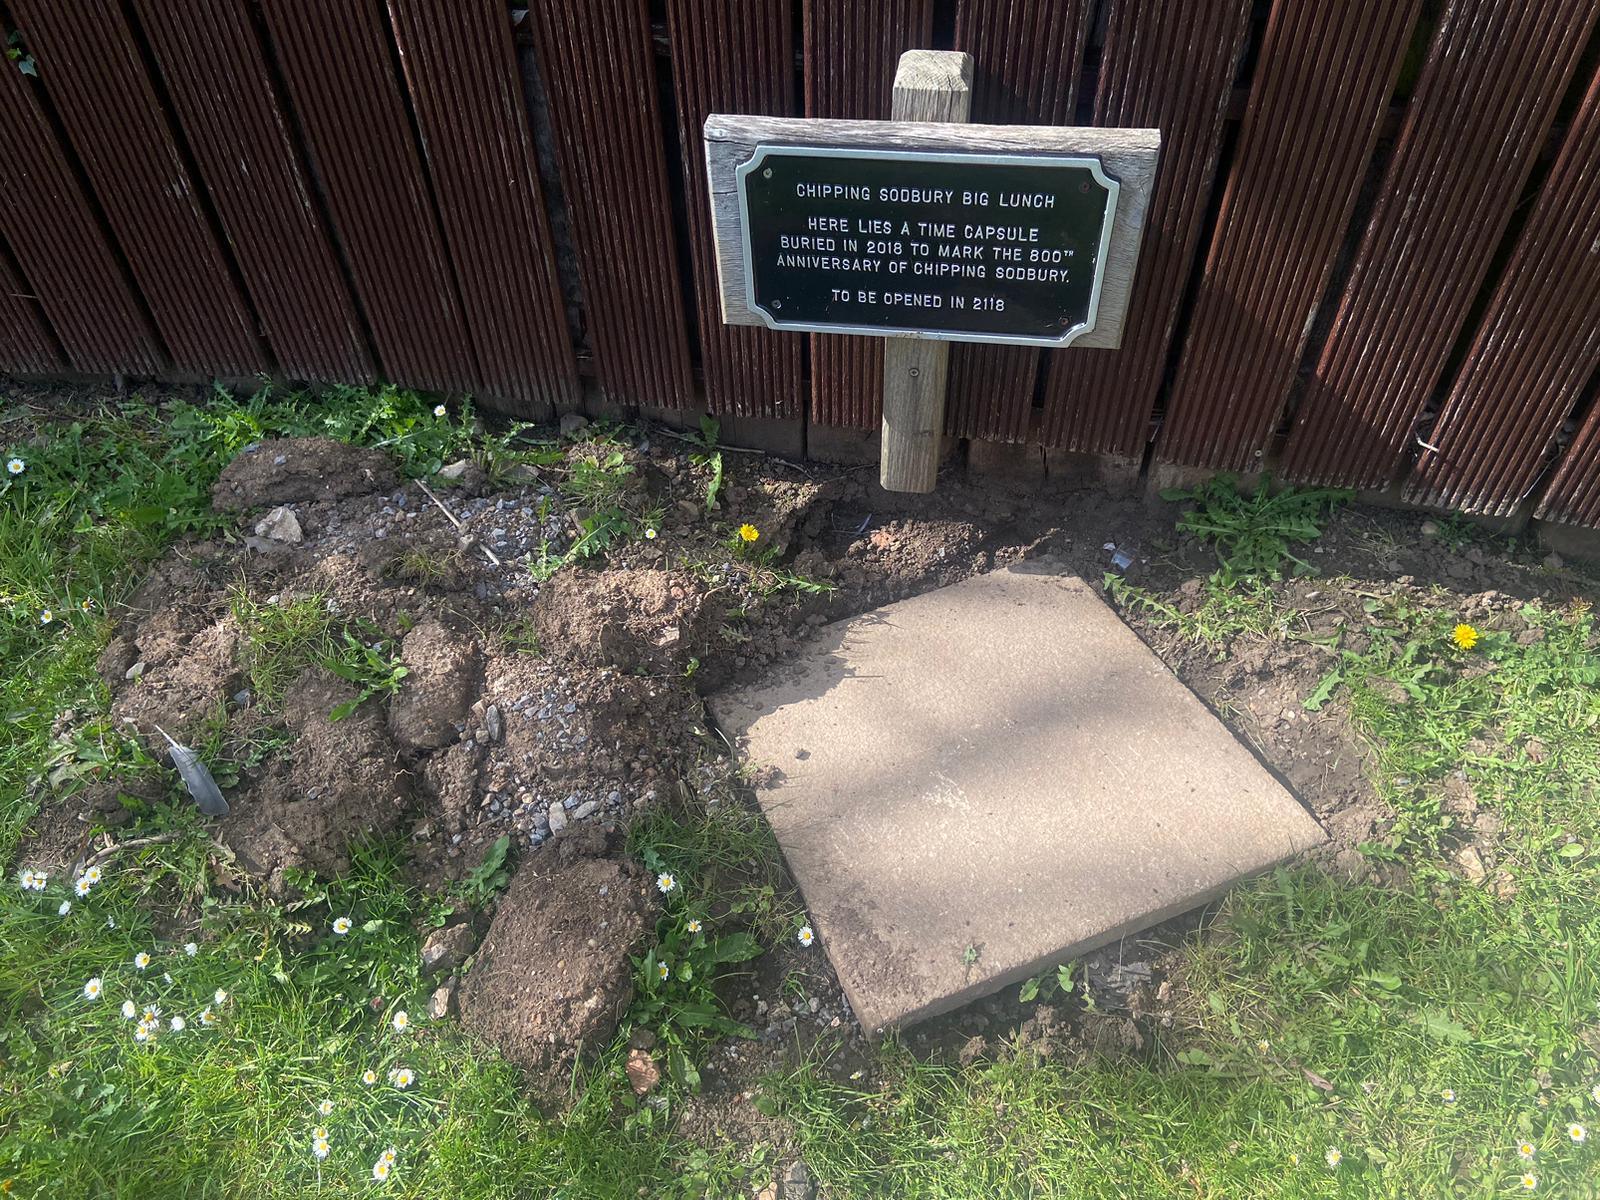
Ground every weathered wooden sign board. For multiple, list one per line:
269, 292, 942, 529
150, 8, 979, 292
705, 52, 1161, 491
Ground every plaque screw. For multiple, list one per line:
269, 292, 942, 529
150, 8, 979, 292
909, 367, 920, 378
1079, 181, 1090, 193
763, 167, 773, 179
772, 299, 782, 309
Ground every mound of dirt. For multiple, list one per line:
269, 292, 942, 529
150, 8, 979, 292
388, 619, 483, 750
211, 437, 398, 511
532, 567, 715, 673
221, 667, 410, 886
459, 832, 656, 1094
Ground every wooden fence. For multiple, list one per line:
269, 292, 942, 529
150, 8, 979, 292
1, 1, 1598, 530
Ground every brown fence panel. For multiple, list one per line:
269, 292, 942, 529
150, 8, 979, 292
258, 0, 477, 395
1280, 0, 1597, 489
11, 1, 265, 377
387, 0, 578, 419
528, 0, 694, 411
665, 0, 802, 422
1041, 0, 1250, 459
1155, 0, 1422, 472
1539, 400, 1600, 528
944, 0, 1092, 444
0, 41, 160, 375
132, 1, 373, 385
1407, 70, 1600, 520
804, 0, 934, 429
0, 255, 60, 375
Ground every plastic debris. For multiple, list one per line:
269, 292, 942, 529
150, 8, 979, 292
152, 725, 229, 817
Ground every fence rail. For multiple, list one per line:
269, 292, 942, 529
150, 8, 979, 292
0, 0, 1597, 531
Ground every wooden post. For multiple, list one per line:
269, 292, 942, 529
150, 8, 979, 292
879, 50, 973, 494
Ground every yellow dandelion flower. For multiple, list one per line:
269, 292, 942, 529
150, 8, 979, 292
737, 524, 759, 543
1452, 623, 1480, 650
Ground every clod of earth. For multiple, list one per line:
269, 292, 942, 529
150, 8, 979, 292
420, 922, 475, 976
387, 620, 483, 750
211, 437, 398, 510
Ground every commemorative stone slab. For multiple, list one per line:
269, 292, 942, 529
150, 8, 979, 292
708, 567, 1326, 1033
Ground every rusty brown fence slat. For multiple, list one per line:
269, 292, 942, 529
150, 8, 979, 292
1041, 0, 1251, 460
0, 36, 160, 374
1280, 0, 1598, 490
944, 0, 1092, 445
665, 0, 802, 422
1540, 397, 1600, 528
528, 0, 694, 411
387, 0, 578, 419
1407, 69, 1600, 520
1155, 0, 1423, 472
258, 0, 478, 395
11, 0, 264, 377
804, 0, 934, 429
0, 253, 60, 375
131, 0, 374, 385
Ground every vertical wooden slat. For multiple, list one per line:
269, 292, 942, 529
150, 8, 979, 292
527, 0, 695, 410
803, 0, 934, 429
664, 0, 802, 421
945, 0, 1092, 445
387, 0, 578, 419
131, 0, 374, 385
0, 251, 60, 375
1041, 0, 1251, 458
1156, 0, 1423, 472
1280, 0, 1598, 490
1539, 395, 1600, 528
258, 0, 478, 395
0, 30, 160, 374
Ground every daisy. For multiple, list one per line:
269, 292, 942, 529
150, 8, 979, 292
1289, 1153, 1300, 1166
199, 1007, 216, 1026
74, 877, 92, 897
1569, 1123, 1587, 1144
686, 918, 702, 934
214, 988, 228, 1005
58, 900, 71, 916
1441, 1089, 1456, 1103
312, 1138, 330, 1161
1518, 1142, 1536, 1161
84, 866, 101, 885
83, 977, 103, 1001
6, 457, 23, 475
80, 598, 94, 612
380, 1147, 397, 1165
1325, 1148, 1342, 1169
433, 404, 447, 418
391, 1010, 410, 1034
390, 1067, 414, 1089
1255, 1039, 1270, 1054
121, 1000, 137, 1020
332, 916, 352, 936
656, 961, 670, 981
169, 1015, 185, 1032
362, 1069, 378, 1087
317, 1099, 334, 1117
1521, 1174, 1538, 1191
797, 925, 815, 948
134, 952, 151, 970
183, 942, 198, 957
141, 1006, 161, 1024
134, 1026, 151, 1043
312, 1126, 329, 1142
656, 872, 677, 894
644, 528, 658, 540
373, 1157, 392, 1182
39, 610, 53, 625
1592, 1082, 1600, 1106
19, 868, 45, 891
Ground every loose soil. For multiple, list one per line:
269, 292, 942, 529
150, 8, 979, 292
22, 415, 1600, 1137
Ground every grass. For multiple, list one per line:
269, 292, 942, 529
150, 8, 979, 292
4, 389, 1600, 1197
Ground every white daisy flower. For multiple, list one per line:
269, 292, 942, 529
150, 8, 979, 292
169, 1015, 185, 1032
133, 951, 151, 970
390, 1067, 414, 1089
39, 610, 53, 625
317, 1099, 334, 1117
214, 988, 228, 1005
6, 457, 23, 475
332, 916, 352, 936
433, 404, 447, 418
1518, 1142, 1536, 1161
312, 1138, 330, 1161
644, 528, 658, 540
362, 1069, 378, 1087
83, 976, 103, 1000
83, 865, 101, 884
74, 877, 92, 897
134, 1026, 151, 1043
1521, 1173, 1538, 1191
1440, 1089, 1456, 1103
184, 942, 198, 957
19, 868, 46, 891
199, 1007, 216, 1026
1592, 1082, 1600, 1106
686, 918, 702, 934
121, 1000, 137, 1020
162, 972, 172, 984
391, 1010, 409, 1033
656, 872, 677, 894
797, 925, 815, 947
373, 1157, 393, 1182
1255, 1039, 1270, 1054
106, 916, 115, 928
1325, 1148, 1342, 1169
141, 1005, 161, 1024
1569, 1123, 1587, 1144
380, 1146, 397, 1164
58, 900, 71, 916
656, 961, 670, 981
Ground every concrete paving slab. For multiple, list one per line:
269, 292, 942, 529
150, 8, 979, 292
709, 566, 1325, 1032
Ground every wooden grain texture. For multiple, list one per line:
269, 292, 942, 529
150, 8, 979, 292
664, 0, 802, 421
947, 0, 1092, 444
1041, 0, 1251, 457
1279, 0, 1598, 490
705, 117, 1159, 344
881, 52, 971, 493
1156, 0, 1424, 471
803, 0, 934, 430
528, 0, 695, 409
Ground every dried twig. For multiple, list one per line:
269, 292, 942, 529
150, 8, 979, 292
80, 831, 186, 871
416, 479, 502, 567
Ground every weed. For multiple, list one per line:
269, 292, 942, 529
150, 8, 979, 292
1017, 961, 1075, 1004
562, 449, 634, 509
1104, 573, 1287, 652
1164, 474, 1351, 583
232, 589, 336, 706
453, 835, 513, 908
688, 415, 725, 510
324, 627, 409, 721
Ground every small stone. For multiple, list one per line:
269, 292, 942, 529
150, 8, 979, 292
252, 505, 303, 544
428, 979, 458, 1020
547, 804, 569, 834
624, 1048, 660, 1095
559, 412, 590, 439
124, 660, 147, 681
485, 704, 503, 742
780, 1159, 815, 1200
1420, 519, 1440, 538
437, 459, 472, 481
1454, 845, 1487, 885
572, 800, 599, 821
421, 923, 476, 976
